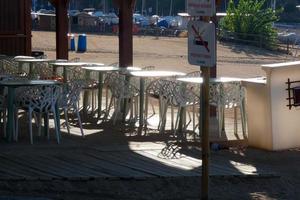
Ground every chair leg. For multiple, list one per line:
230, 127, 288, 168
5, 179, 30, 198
159, 102, 168, 134
174, 107, 181, 136
240, 100, 247, 138
75, 106, 84, 137
37, 113, 42, 137
218, 105, 224, 138
29, 110, 33, 144
14, 109, 18, 141
105, 87, 109, 112
113, 99, 121, 125
104, 96, 114, 121
129, 98, 134, 122
92, 90, 95, 113
52, 107, 60, 144
158, 96, 163, 130
171, 105, 174, 131
3, 110, 7, 138
234, 107, 238, 135
185, 108, 192, 131
134, 96, 138, 121
64, 108, 70, 135
144, 95, 149, 128
0, 111, 2, 134
46, 113, 50, 140
193, 104, 196, 132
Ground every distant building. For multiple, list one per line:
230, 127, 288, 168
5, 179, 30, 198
37, 13, 56, 31
72, 12, 99, 26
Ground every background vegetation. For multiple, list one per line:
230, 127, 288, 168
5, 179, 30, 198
219, 0, 282, 48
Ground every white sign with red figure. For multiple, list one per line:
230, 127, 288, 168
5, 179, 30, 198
187, 0, 216, 17
188, 21, 216, 67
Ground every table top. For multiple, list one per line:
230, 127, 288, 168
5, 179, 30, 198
51, 62, 104, 67
130, 70, 186, 77
122, 67, 141, 71
82, 66, 119, 71
14, 58, 54, 63
14, 56, 35, 60
0, 80, 60, 87
261, 61, 300, 68
176, 76, 267, 84
177, 77, 203, 83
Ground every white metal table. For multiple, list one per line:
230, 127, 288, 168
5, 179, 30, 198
82, 66, 119, 118
14, 58, 54, 75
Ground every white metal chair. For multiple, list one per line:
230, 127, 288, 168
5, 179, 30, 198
14, 85, 61, 144
218, 81, 247, 137
160, 80, 199, 138
1, 58, 24, 76
58, 81, 84, 137
104, 72, 139, 124
67, 66, 99, 114
144, 78, 168, 131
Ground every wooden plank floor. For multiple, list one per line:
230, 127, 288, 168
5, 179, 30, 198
0, 141, 275, 181
0, 100, 259, 181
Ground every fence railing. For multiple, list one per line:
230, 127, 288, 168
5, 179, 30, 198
217, 29, 300, 56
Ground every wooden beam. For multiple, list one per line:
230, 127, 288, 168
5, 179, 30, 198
55, 0, 69, 59
25, 0, 32, 56
48, 0, 56, 6
118, 0, 135, 67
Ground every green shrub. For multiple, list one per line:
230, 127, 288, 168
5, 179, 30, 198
220, 0, 283, 47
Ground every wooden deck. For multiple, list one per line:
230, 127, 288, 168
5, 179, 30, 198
0, 112, 277, 199
0, 103, 266, 181
0, 140, 274, 181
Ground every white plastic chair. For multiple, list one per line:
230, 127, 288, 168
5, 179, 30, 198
14, 85, 61, 144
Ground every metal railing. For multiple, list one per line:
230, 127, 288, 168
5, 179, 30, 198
217, 29, 300, 56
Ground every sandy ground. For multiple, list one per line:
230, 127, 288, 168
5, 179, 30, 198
32, 31, 296, 78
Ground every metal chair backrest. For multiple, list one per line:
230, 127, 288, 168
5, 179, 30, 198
219, 81, 245, 108
16, 85, 61, 112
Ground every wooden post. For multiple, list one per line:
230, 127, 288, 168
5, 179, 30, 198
201, 66, 210, 200
25, 0, 32, 56
52, 0, 69, 59
200, 0, 222, 197
114, 0, 135, 121
118, 0, 135, 68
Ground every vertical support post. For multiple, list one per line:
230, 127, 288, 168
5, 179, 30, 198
200, 66, 210, 200
210, 13, 217, 117
55, 0, 69, 59
118, 0, 135, 122
25, 0, 32, 56
119, 0, 134, 68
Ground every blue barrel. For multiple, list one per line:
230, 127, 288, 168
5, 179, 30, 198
77, 34, 87, 52
69, 34, 76, 51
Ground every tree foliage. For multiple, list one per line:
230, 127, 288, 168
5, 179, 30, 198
220, 0, 282, 46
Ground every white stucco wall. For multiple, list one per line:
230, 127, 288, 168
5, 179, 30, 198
246, 63, 300, 151
268, 66, 300, 150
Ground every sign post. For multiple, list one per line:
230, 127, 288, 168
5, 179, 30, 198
187, 0, 217, 199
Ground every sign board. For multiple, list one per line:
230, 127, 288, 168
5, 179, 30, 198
188, 20, 216, 67
187, 0, 216, 17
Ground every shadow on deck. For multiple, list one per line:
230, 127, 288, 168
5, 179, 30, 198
0, 111, 277, 199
